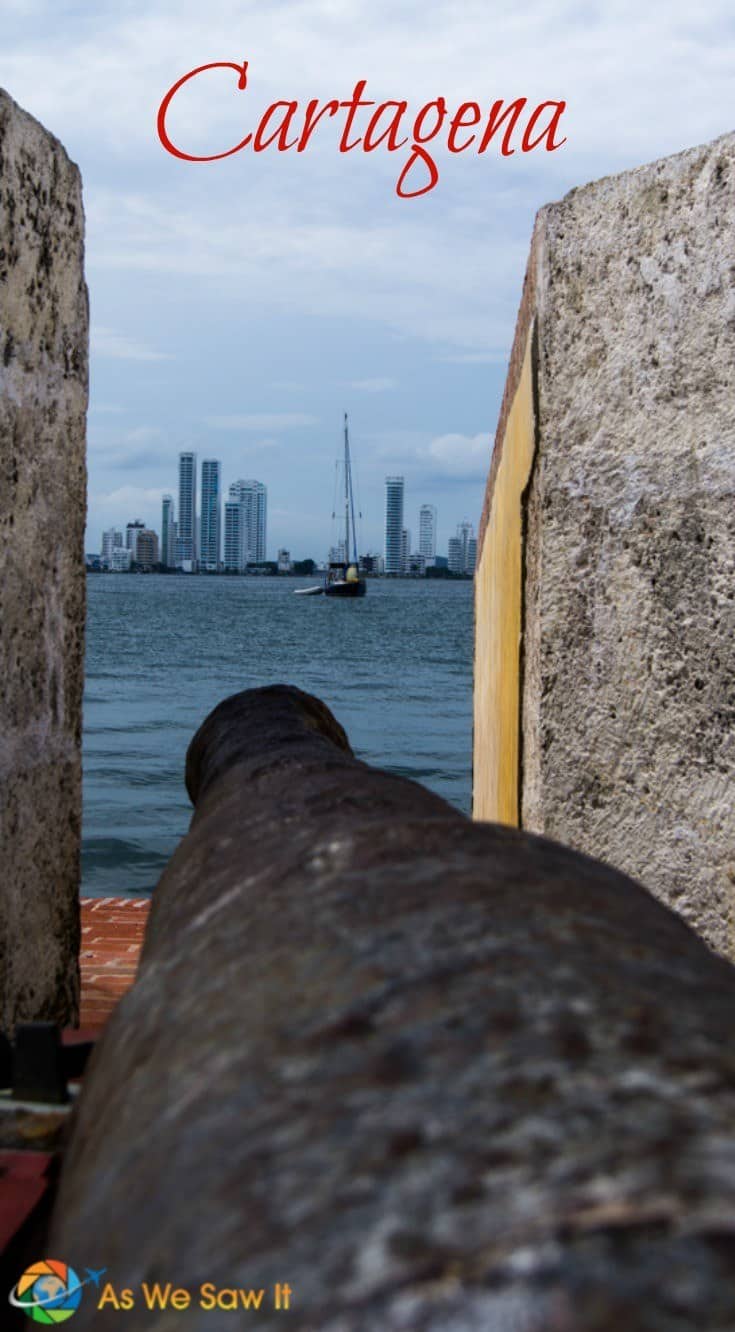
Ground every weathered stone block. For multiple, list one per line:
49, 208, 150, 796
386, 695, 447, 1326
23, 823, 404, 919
0, 89, 88, 1031
474, 131, 735, 956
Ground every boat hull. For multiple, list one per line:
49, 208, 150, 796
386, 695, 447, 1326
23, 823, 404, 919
324, 579, 367, 598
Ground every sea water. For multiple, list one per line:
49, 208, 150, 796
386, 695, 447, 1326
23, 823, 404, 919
82, 575, 474, 896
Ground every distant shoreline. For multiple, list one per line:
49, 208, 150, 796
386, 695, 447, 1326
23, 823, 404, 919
84, 569, 475, 582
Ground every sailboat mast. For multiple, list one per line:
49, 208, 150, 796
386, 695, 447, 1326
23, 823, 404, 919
344, 412, 350, 564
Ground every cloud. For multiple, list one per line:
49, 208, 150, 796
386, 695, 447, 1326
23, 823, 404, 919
87, 424, 169, 472
90, 484, 166, 511
369, 429, 492, 481
423, 432, 491, 480
91, 326, 173, 362
108, 450, 172, 471
347, 377, 397, 393
6, 0, 734, 172
125, 425, 164, 442
438, 351, 507, 365
84, 187, 526, 354
205, 413, 318, 430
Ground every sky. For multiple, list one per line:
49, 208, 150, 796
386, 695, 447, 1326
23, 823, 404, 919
2, 1, 733, 559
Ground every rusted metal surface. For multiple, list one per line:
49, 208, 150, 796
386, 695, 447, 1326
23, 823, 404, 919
53, 686, 735, 1329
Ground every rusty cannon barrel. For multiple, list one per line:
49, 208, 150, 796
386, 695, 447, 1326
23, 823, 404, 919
52, 686, 735, 1330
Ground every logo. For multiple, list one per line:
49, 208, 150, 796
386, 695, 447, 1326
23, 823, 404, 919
9, 1262, 106, 1324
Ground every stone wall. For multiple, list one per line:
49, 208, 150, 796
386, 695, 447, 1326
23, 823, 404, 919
474, 131, 735, 956
0, 89, 88, 1031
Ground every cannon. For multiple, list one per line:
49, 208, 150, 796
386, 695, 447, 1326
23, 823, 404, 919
52, 686, 735, 1330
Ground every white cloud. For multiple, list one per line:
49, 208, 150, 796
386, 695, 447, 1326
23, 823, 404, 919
85, 188, 525, 353
423, 432, 491, 480
125, 425, 164, 443
348, 377, 396, 393
91, 326, 173, 362
439, 351, 507, 366
90, 485, 166, 510
356, 427, 492, 482
5, 0, 734, 170
205, 413, 318, 430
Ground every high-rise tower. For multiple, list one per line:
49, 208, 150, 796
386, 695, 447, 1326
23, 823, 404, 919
419, 504, 437, 562
223, 500, 245, 572
200, 460, 222, 571
161, 495, 175, 568
229, 479, 267, 564
177, 451, 197, 568
384, 476, 404, 574
125, 519, 145, 551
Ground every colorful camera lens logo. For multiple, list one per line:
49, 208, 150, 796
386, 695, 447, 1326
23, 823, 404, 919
9, 1261, 106, 1324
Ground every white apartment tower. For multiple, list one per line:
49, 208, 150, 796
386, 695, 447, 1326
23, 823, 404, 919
448, 537, 463, 573
223, 499, 245, 572
418, 504, 437, 561
125, 520, 145, 551
448, 521, 476, 574
457, 520, 475, 573
384, 476, 404, 574
100, 528, 123, 564
200, 460, 222, 571
229, 479, 267, 564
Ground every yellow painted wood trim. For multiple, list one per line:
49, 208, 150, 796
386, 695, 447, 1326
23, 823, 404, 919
473, 326, 536, 825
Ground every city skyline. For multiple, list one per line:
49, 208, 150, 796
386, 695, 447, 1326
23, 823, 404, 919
90, 432, 481, 563
98, 464, 475, 574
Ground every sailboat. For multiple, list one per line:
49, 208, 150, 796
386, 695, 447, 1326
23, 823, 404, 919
295, 414, 367, 598
325, 413, 366, 597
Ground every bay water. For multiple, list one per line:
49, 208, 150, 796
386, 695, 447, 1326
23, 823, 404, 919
83, 575, 474, 896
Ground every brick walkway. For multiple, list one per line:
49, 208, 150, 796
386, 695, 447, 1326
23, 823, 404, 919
79, 897, 150, 1033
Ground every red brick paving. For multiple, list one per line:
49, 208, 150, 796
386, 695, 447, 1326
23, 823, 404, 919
79, 897, 150, 1034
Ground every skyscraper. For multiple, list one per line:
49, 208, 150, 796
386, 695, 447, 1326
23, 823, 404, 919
418, 504, 437, 562
401, 528, 411, 574
223, 498, 245, 572
161, 495, 176, 568
100, 528, 123, 565
230, 480, 267, 564
177, 451, 197, 568
200, 460, 221, 571
134, 529, 159, 569
125, 519, 145, 551
448, 537, 463, 573
384, 476, 404, 574
448, 521, 476, 574
457, 520, 475, 573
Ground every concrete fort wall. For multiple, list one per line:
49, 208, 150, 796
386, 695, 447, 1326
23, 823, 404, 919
474, 131, 735, 956
0, 89, 88, 1031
